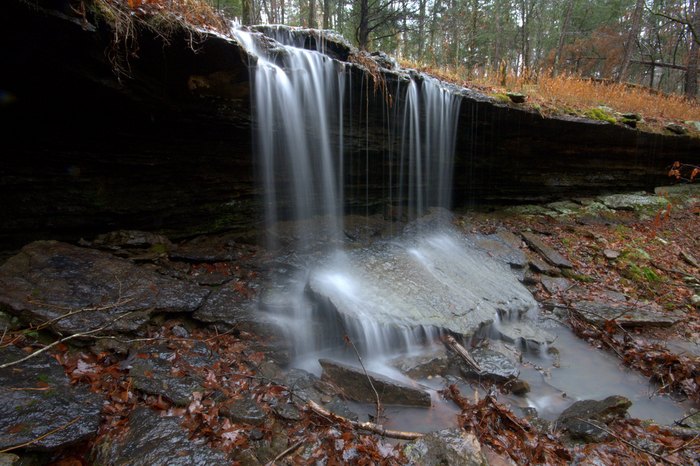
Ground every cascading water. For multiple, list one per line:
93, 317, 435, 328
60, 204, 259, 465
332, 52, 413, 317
234, 26, 489, 367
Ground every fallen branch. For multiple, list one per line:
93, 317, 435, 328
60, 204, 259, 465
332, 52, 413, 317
0, 312, 135, 370
307, 400, 423, 440
575, 418, 679, 465
0, 416, 82, 453
444, 335, 481, 373
344, 335, 383, 422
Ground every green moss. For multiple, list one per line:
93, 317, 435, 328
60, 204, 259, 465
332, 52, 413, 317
562, 269, 596, 283
585, 107, 617, 124
492, 93, 511, 103
624, 263, 661, 283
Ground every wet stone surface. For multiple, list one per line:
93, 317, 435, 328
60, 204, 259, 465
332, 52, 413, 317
319, 358, 431, 407
128, 342, 217, 406
91, 408, 229, 465
220, 397, 266, 426
573, 300, 684, 328
556, 395, 632, 442
0, 241, 210, 335
0, 346, 102, 451
403, 428, 487, 465
456, 347, 519, 382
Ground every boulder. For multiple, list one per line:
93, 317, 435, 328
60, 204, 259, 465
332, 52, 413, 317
540, 276, 572, 294
91, 408, 229, 465
0, 346, 102, 451
471, 234, 528, 269
403, 428, 487, 465
0, 241, 210, 335
319, 359, 431, 407
598, 193, 670, 211
556, 395, 631, 442
220, 397, 266, 426
192, 285, 258, 330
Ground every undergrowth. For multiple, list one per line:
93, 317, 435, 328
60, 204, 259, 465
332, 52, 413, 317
399, 60, 700, 128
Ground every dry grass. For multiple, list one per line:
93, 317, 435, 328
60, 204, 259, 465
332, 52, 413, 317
400, 60, 700, 128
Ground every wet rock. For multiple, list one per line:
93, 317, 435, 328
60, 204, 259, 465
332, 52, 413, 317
170, 233, 243, 263
92, 408, 229, 465
546, 200, 581, 215
0, 346, 102, 451
280, 368, 337, 405
273, 402, 302, 421
128, 343, 216, 406
307, 225, 536, 340
324, 397, 359, 421
528, 254, 561, 276
456, 347, 519, 382
391, 347, 450, 379
508, 379, 531, 395
521, 232, 573, 269
471, 234, 528, 269
540, 276, 572, 294
319, 359, 431, 407
573, 300, 684, 328
221, 397, 266, 426
0, 241, 209, 335
494, 320, 556, 347
403, 428, 487, 465
556, 395, 631, 442
192, 285, 257, 331
92, 230, 172, 250
598, 193, 670, 211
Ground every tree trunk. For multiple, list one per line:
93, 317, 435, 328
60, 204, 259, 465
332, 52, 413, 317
241, 0, 253, 25
357, 0, 369, 49
323, 0, 331, 29
685, 0, 700, 99
417, 0, 426, 60
618, 0, 644, 82
308, 0, 316, 28
553, 0, 575, 75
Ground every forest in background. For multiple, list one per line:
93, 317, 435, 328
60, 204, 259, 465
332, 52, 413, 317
210, 0, 700, 99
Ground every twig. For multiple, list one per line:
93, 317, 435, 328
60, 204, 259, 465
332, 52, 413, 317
674, 410, 700, 427
574, 418, 679, 465
266, 439, 305, 465
25, 296, 136, 333
669, 434, 699, 455
344, 335, 383, 422
0, 416, 82, 453
307, 400, 423, 440
444, 335, 482, 373
0, 312, 134, 369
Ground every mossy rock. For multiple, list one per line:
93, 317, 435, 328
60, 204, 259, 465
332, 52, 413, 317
491, 93, 512, 103
585, 107, 617, 124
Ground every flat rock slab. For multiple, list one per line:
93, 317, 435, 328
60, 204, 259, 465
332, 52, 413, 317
457, 347, 519, 382
128, 342, 216, 406
494, 319, 556, 346
319, 358, 431, 407
92, 408, 229, 465
471, 233, 528, 269
598, 193, 670, 211
391, 347, 450, 379
541, 276, 572, 294
307, 228, 537, 339
556, 395, 631, 442
192, 285, 257, 329
0, 241, 210, 335
574, 301, 684, 328
0, 346, 102, 451
521, 232, 573, 269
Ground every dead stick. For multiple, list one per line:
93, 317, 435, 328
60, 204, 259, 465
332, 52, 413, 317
0, 416, 82, 453
0, 312, 134, 369
444, 335, 481, 373
308, 400, 423, 440
669, 434, 699, 455
267, 439, 305, 465
575, 418, 679, 465
344, 335, 383, 422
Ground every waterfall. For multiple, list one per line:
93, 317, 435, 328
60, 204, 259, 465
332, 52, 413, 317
233, 27, 510, 367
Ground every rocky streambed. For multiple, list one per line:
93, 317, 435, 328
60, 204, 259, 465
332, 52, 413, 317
0, 186, 699, 464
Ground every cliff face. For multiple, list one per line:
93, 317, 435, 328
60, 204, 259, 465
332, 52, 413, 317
1, 0, 697, 252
